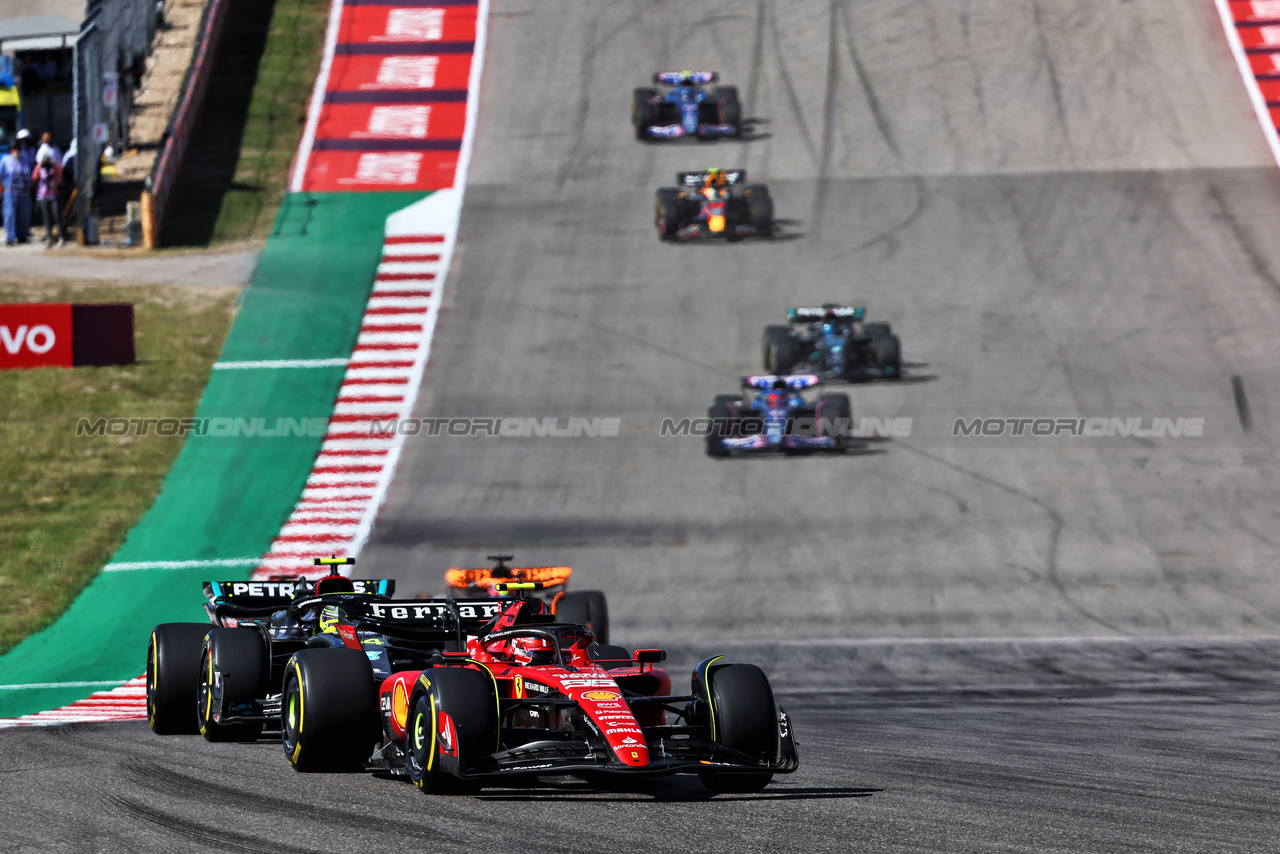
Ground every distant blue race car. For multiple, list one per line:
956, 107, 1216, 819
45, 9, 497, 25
706, 375, 852, 457
632, 71, 741, 140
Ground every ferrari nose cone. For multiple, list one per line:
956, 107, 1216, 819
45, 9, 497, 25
614, 738, 650, 767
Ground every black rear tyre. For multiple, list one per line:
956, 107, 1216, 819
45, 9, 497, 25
555, 590, 610, 644
147, 623, 209, 735
762, 325, 796, 373
655, 189, 681, 240
706, 402, 733, 457
818, 393, 853, 449
198, 628, 266, 742
407, 667, 498, 794
281, 649, 378, 771
745, 185, 773, 236
863, 321, 892, 338
717, 85, 741, 127
699, 663, 779, 793
875, 333, 902, 378
632, 87, 657, 138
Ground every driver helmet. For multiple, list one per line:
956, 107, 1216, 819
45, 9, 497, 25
510, 636, 556, 665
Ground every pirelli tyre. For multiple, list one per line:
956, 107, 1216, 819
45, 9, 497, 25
632, 87, 657, 138
818, 393, 853, 449
706, 402, 733, 457
655, 188, 682, 240
198, 628, 267, 742
147, 623, 209, 735
407, 667, 498, 794
700, 663, 780, 793
716, 85, 742, 127
554, 590, 610, 644
875, 333, 902, 378
762, 325, 797, 374
744, 185, 773, 236
281, 649, 378, 771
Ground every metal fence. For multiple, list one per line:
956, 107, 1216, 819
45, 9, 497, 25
73, 0, 158, 240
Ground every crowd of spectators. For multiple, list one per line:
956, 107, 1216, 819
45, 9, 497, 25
1, 127, 75, 246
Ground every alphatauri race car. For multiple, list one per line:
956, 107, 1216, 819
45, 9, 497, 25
280, 589, 799, 794
763, 305, 902, 381
706, 375, 852, 456
145, 558, 502, 741
632, 71, 741, 140
444, 554, 610, 643
654, 169, 773, 240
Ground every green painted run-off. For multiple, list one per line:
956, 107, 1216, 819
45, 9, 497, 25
0, 191, 426, 718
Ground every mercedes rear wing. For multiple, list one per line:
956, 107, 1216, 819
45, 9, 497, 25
787, 305, 865, 322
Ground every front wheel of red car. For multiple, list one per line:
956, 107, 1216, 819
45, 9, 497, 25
407, 667, 498, 795
699, 663, 778, 794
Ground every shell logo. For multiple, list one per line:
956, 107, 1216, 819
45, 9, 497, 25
582, 690, 621, 701
392, 679, 409, 730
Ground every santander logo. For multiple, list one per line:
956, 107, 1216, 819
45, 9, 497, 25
0, 324, 57, 355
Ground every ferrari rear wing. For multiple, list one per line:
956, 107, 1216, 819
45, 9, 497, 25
357, 598, 505, 636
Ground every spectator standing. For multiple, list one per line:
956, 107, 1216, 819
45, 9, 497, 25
31, 153, 62, 246
0, 143, 33, 244
35, 132, 61, 167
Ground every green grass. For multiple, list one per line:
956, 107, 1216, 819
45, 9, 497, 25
0, 281, 238, 655
210, 0, 330, 243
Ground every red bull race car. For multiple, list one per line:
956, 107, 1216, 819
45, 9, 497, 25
654, 169, 773, 240
281, 586, 799, 794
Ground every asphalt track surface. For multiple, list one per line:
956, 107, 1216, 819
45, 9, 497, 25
7, 1, 1280, 851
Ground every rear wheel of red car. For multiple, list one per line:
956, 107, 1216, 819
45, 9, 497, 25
198, 628, 266, 742
407, 667, 498, 794
699, 663, 778, 793
281, 649, 378, 771
147, 623, 208, 735
554, 590, 610, 644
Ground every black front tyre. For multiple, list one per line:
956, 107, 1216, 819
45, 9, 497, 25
407, 668, 498, 794
281, 649, 378, 771
198, 628, 267, 742
762, 325, 797, 374
147, 623, 209, 735
699, 663, 779, 794
554, 590, 610, 644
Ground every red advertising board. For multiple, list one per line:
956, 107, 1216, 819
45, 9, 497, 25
0, 303, 135, 370
0, 303, 73, 369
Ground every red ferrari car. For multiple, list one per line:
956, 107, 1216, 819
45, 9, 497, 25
280, 585, 799, 794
